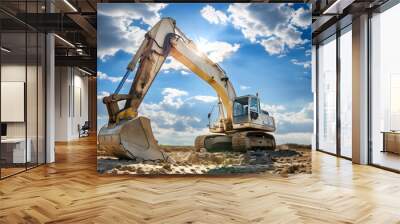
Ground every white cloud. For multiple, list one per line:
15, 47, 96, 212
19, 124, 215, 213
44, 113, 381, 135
260, 37, 285, 55
261, 102, 313, 144
151, 123, 209, 145
291, 7, 311, 29
161, 38, 240, 73
157, 89, 218, 108
228, 4, 292, 42
136, 87, 209, 145
162, 58, 188, 73
97, 91, 110, 100
98, 4, 167, 26
180, 70, 189, 75
196, 38, 240, 63
260, 103, 286, 114
139, 103, 200, 126
274, 24, 305, 49
97, 71, 133, 84
98, 4, 240, 71
160, 88, 188, 109
280, 102, 313, 124
305, 49, 312, 56
240, 85, 250, 90
291, 59, 311, 68
97, 115, 108, 120
97, 4, 166, 60
200, 5, 229, 25
137, 88, 219, 144
98, 4, 240, 68
275, 132, 312, 145
97, 71, 122, 83
138, 88, 200, 125
223, 4, 309, 56
263, 102, 313, 125
97, 19, 146, 60
191, 95, 218, 103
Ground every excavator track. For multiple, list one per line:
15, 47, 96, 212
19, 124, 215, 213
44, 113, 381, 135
195, 132, 276, 152
232, 134, 250, 152
194, 134, 232, 152
194, 135, 208, 152
231, 131, 276, 152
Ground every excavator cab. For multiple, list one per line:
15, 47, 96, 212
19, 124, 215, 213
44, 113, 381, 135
232, 95, 275, 132
200, 95, 276, 152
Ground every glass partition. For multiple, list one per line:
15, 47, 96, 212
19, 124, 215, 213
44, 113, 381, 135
339, 27, 352, 158
0, 1, 46, 179
27, 31, 38, 169
371, 4, 400, 171
38, 32, 45, 165
317, 35, 337, 154
1, 31, 27, 177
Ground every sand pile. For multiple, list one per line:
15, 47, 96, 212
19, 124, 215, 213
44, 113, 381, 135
98, 145, 311, 176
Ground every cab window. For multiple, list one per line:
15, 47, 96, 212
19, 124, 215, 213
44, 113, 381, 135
233, 98, 248, 117
249, 97, 259, 113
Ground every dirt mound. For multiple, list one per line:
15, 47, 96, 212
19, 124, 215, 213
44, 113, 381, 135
97, 145, 311, 176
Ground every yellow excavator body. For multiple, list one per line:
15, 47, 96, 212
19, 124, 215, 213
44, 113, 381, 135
98, 17, 276, 161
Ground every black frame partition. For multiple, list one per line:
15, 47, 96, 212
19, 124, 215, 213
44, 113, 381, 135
314, 21, 353, 161
315, 0, 400, 173
367, 1, 400, 173
0, 1, 47, 180
315, 33, 339, 157
336, 28, 341, 158
338, 24, 353, 160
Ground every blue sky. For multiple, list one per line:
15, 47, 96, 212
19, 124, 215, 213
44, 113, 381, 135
97, 3, 313, 145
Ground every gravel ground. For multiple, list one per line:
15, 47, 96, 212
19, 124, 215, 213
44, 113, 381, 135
97, 144, 311, 176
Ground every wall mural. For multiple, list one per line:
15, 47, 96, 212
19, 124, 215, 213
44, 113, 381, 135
97, 3, 312, 176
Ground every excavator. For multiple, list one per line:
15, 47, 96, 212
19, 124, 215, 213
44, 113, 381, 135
98, 18, 276, 162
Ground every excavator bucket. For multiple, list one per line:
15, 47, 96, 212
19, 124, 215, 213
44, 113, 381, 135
98, 116, 172, 162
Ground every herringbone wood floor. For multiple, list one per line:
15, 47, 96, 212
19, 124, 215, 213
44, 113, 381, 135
1, 136, 400, 224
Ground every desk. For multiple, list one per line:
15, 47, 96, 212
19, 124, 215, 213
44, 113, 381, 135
1, 138, 31, 163
382, 131, 400, 154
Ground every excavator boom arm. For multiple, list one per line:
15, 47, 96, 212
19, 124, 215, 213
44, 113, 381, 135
105, 17, 236, 130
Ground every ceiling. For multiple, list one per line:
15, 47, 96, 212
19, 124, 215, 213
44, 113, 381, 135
0, 0, 97, 74
310, 0, 390, 44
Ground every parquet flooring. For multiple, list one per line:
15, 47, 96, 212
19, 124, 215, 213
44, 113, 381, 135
1, 136, 400, 223
0, 167, 26, 178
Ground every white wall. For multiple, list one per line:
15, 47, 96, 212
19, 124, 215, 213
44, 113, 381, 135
55, 67, 89, 141
72, 72, 89, 138
1, 65, 26, 138
1, 63, 46, 164
1, 65, 42, 138
55, 67, 69, 141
